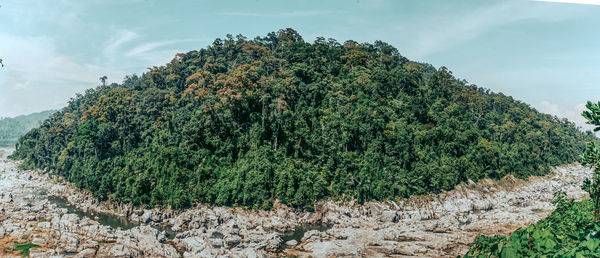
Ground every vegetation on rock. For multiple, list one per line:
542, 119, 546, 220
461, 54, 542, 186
582, 101, 600, 221
465, 100, 600, 257
465, 194, 600, 257
14, 242, 39, 257
12, 29, 595, 209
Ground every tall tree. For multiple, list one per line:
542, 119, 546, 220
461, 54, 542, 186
11, 29, 595, 210
99, 76, 107, 87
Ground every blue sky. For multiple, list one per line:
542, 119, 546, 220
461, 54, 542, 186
0, 0, 598, 129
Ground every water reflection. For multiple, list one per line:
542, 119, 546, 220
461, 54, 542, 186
47, 196, 138, 229
45, 195, 177, 239
2, 155, 178, 240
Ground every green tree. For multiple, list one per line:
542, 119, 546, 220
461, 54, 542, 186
581, 101, 600, 221
99, 75, 108, 87
11, 29, 595, 210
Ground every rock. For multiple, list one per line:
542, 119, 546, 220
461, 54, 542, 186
210, 230, 224, 239
31, 203, 45, 213
37, 221, 51, 230
129, 225, 179, 257
130, 225, 159, 238
74, 248, 97, 258
0, 158, 595, 258
9, 228, 26, 239
140, 211, 153, 223
32, 237, 47, 246
207, 214, 220, 227
79, 239, 100, 250
60, 213, 80, 228
209, 238, 224, 248
179, 237, 208, 256
107, 244, 134, 257
304, 240, 360, 257
0, 192, 13, 202
158, 230, 168, 243
29, 248, 59, 258
239, 248, 264, 258
258, 233, 282, 251
380, 210, 399, 223
301, 230, 323, 242
60, 232, 79, 253
172, 213, 192, 231
150, 211, 162, 222
225, 235, 242, 248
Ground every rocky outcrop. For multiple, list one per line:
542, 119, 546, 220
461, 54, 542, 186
0, 157, 592, 257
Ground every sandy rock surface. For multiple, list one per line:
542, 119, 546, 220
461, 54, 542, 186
0, 156, 591, 257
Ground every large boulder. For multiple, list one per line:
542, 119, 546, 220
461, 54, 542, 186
258, 233, 282, 251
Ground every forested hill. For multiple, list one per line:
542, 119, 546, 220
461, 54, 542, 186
0, 110, 56, 146
13, 29, 595, 209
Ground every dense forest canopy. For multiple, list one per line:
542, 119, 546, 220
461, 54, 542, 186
12, 29, 595, 209
0, 110, 56, 146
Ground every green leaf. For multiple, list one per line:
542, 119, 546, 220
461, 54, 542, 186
543, 238, 556, 253
501, 246, 519, 258
587, 238, 600, 252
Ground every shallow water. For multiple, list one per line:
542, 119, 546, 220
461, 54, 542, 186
281, 224, 332, 243
0, 159, 177, 239
48, 195, 138, 229
0, 145, 15, 158
45, 195, 177, 239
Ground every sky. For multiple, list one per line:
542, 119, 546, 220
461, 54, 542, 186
0, 0, 598, 130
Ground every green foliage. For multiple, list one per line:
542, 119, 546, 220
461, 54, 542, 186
583, 101, 600, 132
14, 242, 39, 257
465, 199, 600, 257
12, 29, 595, 209
0, 110, 55, 146
582, 101, 600, 221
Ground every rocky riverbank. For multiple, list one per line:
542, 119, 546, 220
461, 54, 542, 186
0, 157, 591, 257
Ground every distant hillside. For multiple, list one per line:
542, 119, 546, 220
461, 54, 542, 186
12, 29, 596, 209
0, 110, 56, 146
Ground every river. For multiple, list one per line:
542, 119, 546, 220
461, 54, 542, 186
0, 145, 15, 158
0, 157, 593, 257
0, 155, 177, 239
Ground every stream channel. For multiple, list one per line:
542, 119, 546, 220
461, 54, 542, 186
1, 145, 178, 239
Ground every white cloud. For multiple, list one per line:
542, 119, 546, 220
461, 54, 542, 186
539, 100, 560, 115
126, 40, 178, 57
0, 24, 186, 117
531, 0, 600, 5
565, 103, 590, 130
104, 30, 139, 59
537, 101, 592, 131
400, 1, 584, 59
0, 34, 120, 85
0, 33, 128, 117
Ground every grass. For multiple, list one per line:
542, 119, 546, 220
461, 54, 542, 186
14, 242, 39, 257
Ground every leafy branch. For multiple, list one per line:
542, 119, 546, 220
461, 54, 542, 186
582, 101, 600, 221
